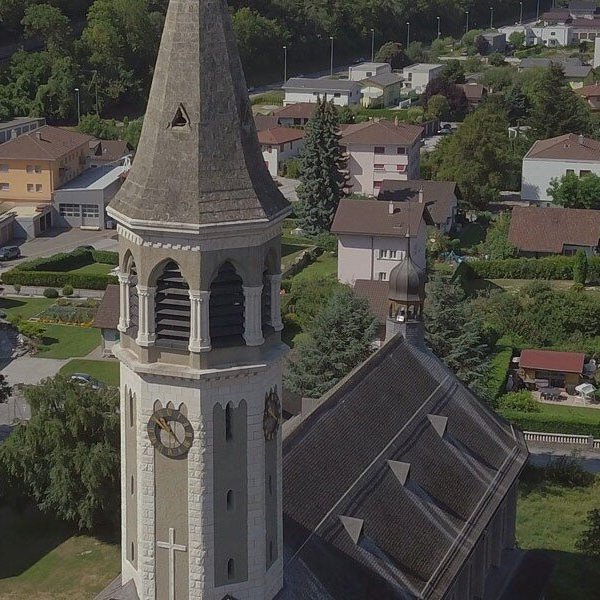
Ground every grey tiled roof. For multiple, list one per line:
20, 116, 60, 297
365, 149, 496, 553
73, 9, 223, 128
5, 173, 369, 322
281, 335, 528, 599
109, 0, 290, 226
283, 78, 361, 92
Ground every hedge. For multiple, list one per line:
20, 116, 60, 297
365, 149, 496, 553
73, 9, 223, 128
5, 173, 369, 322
466, 255, 600, 281
15, 249, 92, 273
485, 345, 513, 402
91, 249, 119, 265
499, 408, 600, 438
2, 269, 117, 290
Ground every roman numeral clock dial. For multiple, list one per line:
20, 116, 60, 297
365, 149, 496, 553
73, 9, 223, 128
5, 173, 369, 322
147, 408, 194, 458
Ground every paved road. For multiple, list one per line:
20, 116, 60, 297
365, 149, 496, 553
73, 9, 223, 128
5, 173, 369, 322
528, 444, 600, 474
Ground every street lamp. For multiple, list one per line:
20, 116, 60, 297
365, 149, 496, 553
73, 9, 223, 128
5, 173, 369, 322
520, 1, 524, 24
406, 22, 411, 49
74, 87, 80, 125
283, 45, 288, 83
537, 0, 541, 20
370, 28, 375, 62
436, 16, 441, 39
490, 6, 494, 29
329, 36, 334, 78
465, 11, 470, 33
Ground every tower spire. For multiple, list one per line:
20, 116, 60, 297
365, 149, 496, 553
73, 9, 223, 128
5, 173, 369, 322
108, 0, 289, 227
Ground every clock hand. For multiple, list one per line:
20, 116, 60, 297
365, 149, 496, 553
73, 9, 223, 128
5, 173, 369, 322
267, 407, 279, 420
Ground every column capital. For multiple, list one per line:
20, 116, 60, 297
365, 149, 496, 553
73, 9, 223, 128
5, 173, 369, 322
136, 332, 157, 347
136, 285, 156, 298
188, 289, 210, 302
243, 285, 263, 297
117, 271, 129, 285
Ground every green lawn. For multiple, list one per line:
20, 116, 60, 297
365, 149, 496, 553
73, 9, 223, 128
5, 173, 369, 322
38, 325, 101, 359
0, 297, 54, 320
535, 402, 600, 423
517, 474, 600, 600
59, 359, 120, 387
291, 253, 337, 282
67, 263, 114, 276
281, 242, 312, 270
0, 505, 119, 600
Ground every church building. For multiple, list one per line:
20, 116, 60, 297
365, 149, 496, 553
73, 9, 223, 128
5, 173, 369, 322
98, 1, 546, 599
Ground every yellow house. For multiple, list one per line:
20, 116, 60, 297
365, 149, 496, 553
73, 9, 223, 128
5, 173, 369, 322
0, 126, 93, 205
360, 73, 404, 109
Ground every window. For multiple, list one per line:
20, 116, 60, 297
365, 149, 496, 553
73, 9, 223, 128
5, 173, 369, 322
131, 475, 134, 496
34, 165, 42, 173
397, 165, 406, 172
227, 559, 235, 580
408, 72, 413, 81
155, 261, 191, 346
227, 490, 234, 511
374, 181, 383, 191
129, 393, 134, 427
374, 146, 385, 154
366, 71, 373, 77
390, 250, 397, 259
334, 92, 341, 98
566, 169, 575, 175
209, 262, 244, 347
59, 203, 80, 216
0, 183, 10, 191
580, 170, 592, 177
379, 249, 389, 259
293, 118, 301, 126
26, 165, 34, 173
130, 542, 135, 562
378, 272, 387, 281
27, 184, 34, 192
225, 403, 233, 441
374, 164, 385, 171
35, 184, 42, 193
268, 475, 273, 495
397, 147, 406, 155
0, 164, 7, 172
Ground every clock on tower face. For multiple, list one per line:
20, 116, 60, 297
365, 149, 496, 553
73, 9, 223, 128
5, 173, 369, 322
147, 407, 194, 458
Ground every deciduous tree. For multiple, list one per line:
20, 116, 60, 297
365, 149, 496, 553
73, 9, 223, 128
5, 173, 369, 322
375, 42, 409, 70
548, 172, 600, 209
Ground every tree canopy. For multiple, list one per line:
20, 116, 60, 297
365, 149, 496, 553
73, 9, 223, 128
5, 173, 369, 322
548, 172, 600, 210
375, 42, 409, 70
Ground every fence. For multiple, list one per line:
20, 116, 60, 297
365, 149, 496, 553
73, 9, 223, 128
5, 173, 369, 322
524, 431, 600, 449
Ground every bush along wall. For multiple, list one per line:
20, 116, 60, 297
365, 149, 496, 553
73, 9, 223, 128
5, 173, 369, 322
2, 270, 117, 290
499, 409, 600, 438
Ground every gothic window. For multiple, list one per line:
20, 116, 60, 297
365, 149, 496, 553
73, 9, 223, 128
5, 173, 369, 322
225, 402, 233, 441
129, 261, 139, 338
227, 490, 234, 511
129, 391, 134, 428
155, 261, 191, 347
227, 559, 235, 580
209, 262, 244, 347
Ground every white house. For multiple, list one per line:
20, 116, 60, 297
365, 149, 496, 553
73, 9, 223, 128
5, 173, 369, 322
282, 78, 362, 106
521, 133, 600, 205
340, 120, 423, 196
331, 197, 430, 285
500, 24, 574, 47
258, 127, 305, 177
348, 61, 392, 82
401, 63, 444, 94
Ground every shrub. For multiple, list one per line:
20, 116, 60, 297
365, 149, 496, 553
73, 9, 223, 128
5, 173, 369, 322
2, 269, 117, 290
498, 391, 541, 413
62, 284, 74, 297
545, 454, 595, 488
44, 288, 59, 299
577, 508, 600, 557
313, 233, 338, 254
499, 409, 600, 437
574, 249, 588, 285
485, 346, 514, 402
282, 158, 301, 179
469, 255, 581, 280
15, 249, 92, 273
13, 284, 21, 294
91, 250, 119, 265
8, 315, 45, 341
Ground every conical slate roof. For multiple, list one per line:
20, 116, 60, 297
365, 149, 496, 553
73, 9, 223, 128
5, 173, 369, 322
109, 0, 290, 226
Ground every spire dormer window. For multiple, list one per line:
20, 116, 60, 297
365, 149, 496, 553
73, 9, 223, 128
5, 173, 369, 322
171, 104, 190, 129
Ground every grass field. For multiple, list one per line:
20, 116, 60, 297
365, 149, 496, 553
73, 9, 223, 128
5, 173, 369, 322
0, 506, 119, 600
517, 473, 600, 600
281, 242, 312, 270
67, 263, 114, 276
59, 359, 120, 386
38, 326, 101, 359
0, 297, 54, 320
290, 253, 337, 282
534, 402, 600, 422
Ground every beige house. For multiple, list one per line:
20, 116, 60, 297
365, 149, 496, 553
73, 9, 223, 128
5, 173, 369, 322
331, 197, 430, 285
360, 73, 404, 108
340, 120, 423, 196
576, 81, 600, 111
258, 127, 304, 177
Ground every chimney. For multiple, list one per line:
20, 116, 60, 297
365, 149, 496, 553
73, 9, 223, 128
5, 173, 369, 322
418, 188, 424, 203
388, 200, 395, 215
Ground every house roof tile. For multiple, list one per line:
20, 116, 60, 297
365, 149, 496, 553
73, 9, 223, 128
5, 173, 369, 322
274, 103, 317, 120
258, 127, 304, 145
520, 349, 585, 374
340, 120, 423, 146
524, 133, 600, 161
508, 206, 600, 253
93, 284, 120, 330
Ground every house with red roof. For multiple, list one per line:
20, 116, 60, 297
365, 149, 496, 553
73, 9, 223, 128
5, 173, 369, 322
257, 127, 304, 177
519, 349, 586, 393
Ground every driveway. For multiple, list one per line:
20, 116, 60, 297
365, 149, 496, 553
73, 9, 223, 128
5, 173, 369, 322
1, 356, 67, 386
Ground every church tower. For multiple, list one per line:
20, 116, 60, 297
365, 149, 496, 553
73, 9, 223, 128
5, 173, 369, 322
385, 233, 426, 345
106, 0, 291, 598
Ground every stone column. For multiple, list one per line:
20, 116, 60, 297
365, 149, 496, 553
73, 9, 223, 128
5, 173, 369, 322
269, 273, 284, 332
189, 290, 211, 353
136, 285, 156, 347
243, 286, 264, 346
118, 272, 130, 333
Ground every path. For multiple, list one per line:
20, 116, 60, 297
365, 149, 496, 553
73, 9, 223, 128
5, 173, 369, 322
527, 443, 600, 474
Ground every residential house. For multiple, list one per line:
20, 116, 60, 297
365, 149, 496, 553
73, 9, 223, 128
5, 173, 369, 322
331, 197, 430, 285
521, 133, 600, 204
458, 83, 487, 110
401, 63, 444, 94
569, 1, 598, 19
282, 78, 362, 106
253, 114, 280, 132
0, 125, 94, 237
360, 72, 405, 108
0, 117, 45, 144
519, 349, 585, 394
340, 120, 423, 196
576, 81, 600, 110
88, 139, 132, 168
500, 23, 574, 47
53, 163, 129, 230
518, 57, 592, 81
272, 103, 315, 128
378, 179, 459, 233
258, 127, 304, 177
482, 32, 507, 53
594, 36, 600, 67
348, 61, 391, 82
93, 284, 120, 356
508, 206, 600, 256
538, 2, 600, 43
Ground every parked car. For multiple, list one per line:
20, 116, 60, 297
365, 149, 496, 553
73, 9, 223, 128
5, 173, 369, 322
0, 246, 21, 261
70, 373, 106, 390
437, 124, 454, 135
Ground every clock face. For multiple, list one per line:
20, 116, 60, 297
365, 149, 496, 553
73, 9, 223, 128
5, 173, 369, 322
263, 387, 281, 442
147, 407, 194, 458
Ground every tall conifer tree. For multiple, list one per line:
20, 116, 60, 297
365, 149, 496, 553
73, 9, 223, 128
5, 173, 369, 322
296, 97, 348, 234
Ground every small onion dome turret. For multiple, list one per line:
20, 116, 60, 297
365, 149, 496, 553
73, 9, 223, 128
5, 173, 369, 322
388, 254, 426, 304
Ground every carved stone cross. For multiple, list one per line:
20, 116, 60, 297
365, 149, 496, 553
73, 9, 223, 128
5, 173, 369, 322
157, 527, 187, 600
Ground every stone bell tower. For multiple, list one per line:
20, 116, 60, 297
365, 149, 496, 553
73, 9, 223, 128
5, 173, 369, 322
106, 1, 291, 598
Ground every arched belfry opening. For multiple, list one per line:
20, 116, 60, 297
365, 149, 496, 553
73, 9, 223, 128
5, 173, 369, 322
209, 262, 245, 347
155, 261, 191, 347
128, 260, 139, 339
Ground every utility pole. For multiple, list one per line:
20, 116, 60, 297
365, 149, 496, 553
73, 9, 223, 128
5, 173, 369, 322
330, 36, 334, 78
537, 0, 541, 20
371, 29, 375, 62
406, 22, 411, 49
465, 11, 470, 33
520, 1, 524, 24
283, 45, 288, 83
74, 88, 81, 125
490, 6, 494, 29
